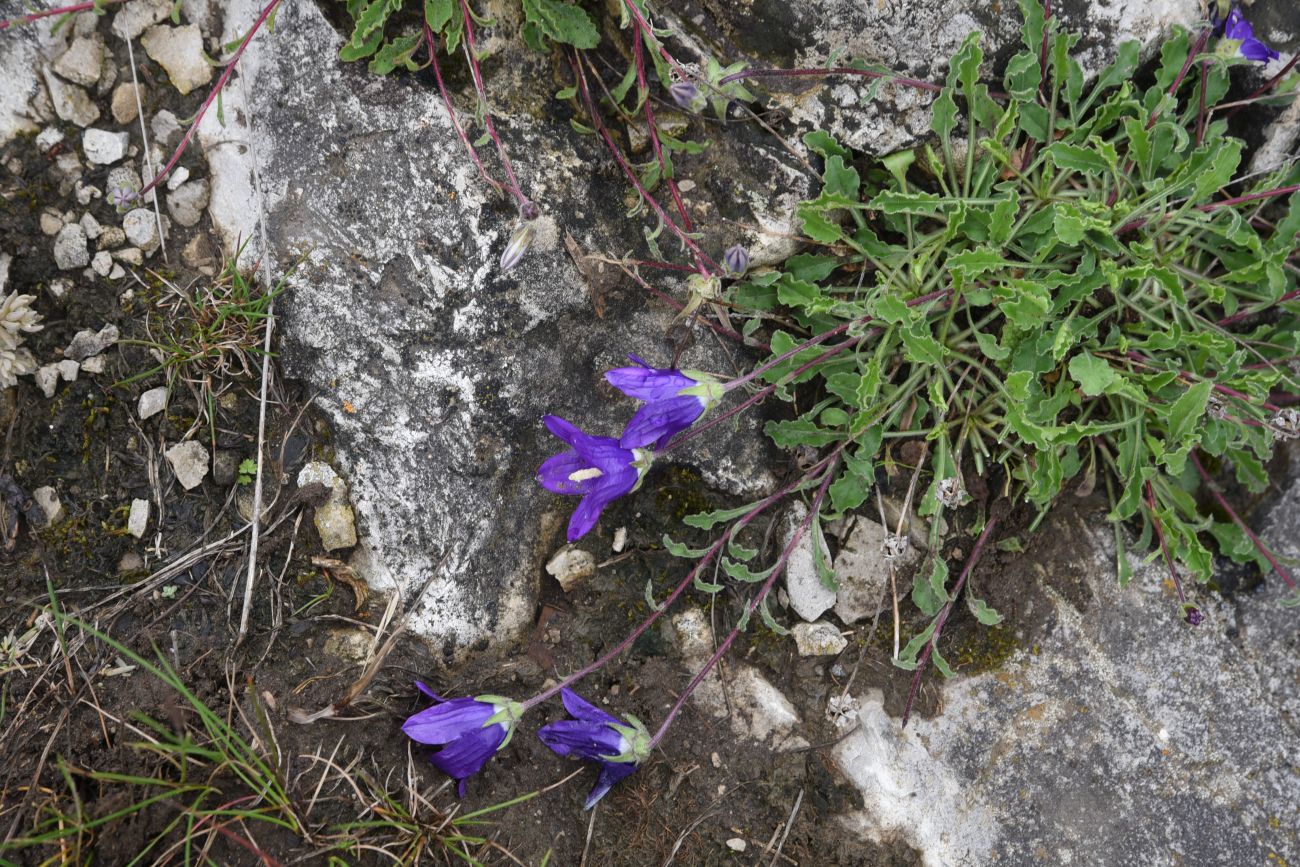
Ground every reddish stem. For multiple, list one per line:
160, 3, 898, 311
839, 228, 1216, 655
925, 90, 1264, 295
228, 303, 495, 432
1227, 52, 1300, 118
135, 0, 282, 200
1216, 288, 1300, 326
634, 26, 694, 232
1190, 452, 1297, 591
1124, 351, 1280, 411
458, 0, 530, 211
619, 0, 687, 80
423, 25, 503, 194
0, 0, 122, 31
900, 516, 999, 728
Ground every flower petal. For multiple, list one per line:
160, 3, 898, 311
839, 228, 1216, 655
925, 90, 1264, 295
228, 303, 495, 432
567, 491, 613, 541
537, 719, 625, 761
584, 760, 639, 810
619, 396, 706, 449
428, 722, 508, 783
605, 366, 694, 402
402, 698, 495, 745
560, 688, 621, 725
538, 450, 599, 495
543, 415, 586, 448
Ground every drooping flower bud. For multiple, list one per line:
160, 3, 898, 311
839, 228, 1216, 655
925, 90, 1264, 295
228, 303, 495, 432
499, 221, 536, 273
1182, 604, 1205, 626
723, 244, 749, 275
669, 80, 704, 112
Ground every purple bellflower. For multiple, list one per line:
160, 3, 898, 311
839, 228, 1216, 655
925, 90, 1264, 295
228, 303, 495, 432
605, 355, 725, 450
1218, 7, 1280, 63
401, 682, 524, 796
723, 244, 749, 275
538, 415, 654, 542
537, 688, 651, 809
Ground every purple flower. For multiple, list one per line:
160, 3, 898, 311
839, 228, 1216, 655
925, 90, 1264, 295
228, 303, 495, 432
723, 244, 749, 275
1219, 7, 1280, 63
538, 415, 653, 542
401, 682, 524, 796
537, 688, 650, 809
1182, 604, 1205, 626
111, 186, 137, 211
669, 80, 704, 112
605, 354, 725, 449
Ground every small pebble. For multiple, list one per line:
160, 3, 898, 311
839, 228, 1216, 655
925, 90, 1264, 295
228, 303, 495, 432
79, 355, 106, 374
82, 128, 130, 165
138, 386, 167, 419
91, 250, 113, 276
725, 838, 746, 853
546, 546, 597, 592
32, 486, 65, 526
56, 359, 79, 382
127, 498, 150, 538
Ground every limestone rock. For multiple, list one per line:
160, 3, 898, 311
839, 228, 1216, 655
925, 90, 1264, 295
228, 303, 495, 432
64, 324, 118, 361
91, 250, 113, 276
42, 67, 99, 128
53, 36, 103, 88
56, 359, 79, 382
35, 127, 64, 153
783, 502, 836, 622
53, 224, 89, 270
79, 212, 102, 240
110, 83, 145, 125
123, 208, 160, 252
34, 364, 59, 398
165, 166, 190, 191
166, 179, 209, 227
297, 462, 358, 551
32, 486, 65, 526
790, 621, 847, 657
833, 518, 921, 624
83, 129, 130, 165
137, 386, 167, 419
127, 498, 150, 538
111, 0, 172, 41
164, 441, 209, 490
79, 355, 106, 375
545, 546, 596, 593
141, 25, 213, 96
151, 110, 181, 146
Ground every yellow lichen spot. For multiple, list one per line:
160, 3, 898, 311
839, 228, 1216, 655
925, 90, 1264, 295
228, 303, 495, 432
342, 399, 357, 414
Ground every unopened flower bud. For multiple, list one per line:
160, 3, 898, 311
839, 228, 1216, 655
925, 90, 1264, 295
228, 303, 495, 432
1182, 604, 1205, 626
499, 221, 536, 273
723, 244, 749, 275
520, 200, 540, 221
669, 80, 703, 111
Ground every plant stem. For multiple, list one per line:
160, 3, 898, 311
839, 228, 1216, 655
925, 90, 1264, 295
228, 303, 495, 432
648, 450, 842, 748
634, 26, 694, 232
135, 0, 282, 201
619, 0, 688, 80
1189, 451, 1297, 591
423, 25, 504, 195
900, 516, 999, 728
1145, 481, 1188, 604
1216, 288, 1300, 326
0, 0, 122, 30
458, 0, 531, 212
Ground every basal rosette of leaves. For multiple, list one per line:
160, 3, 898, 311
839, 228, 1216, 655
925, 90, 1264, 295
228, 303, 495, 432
718, 0, 1300, 673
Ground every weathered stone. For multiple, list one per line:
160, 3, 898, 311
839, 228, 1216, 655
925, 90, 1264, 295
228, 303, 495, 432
34, 364, 59, 398
91, 250, 113, 277
53, 36, 104, 88
53, 224, 89, 270
35, 127, 64, 153
42, 67, 99, 128
83, 128, 130, 165
783, 502, 836, 622
111, 0, 172, 41
64, 324, 118, 361
110, 82, 145, 125
833, 517, 921, 625
141, 25, 213, 96
79, 354, 106, 375
79, 212, 102, 240
545, 546, 596, 593
151, 110, 182, 146
32, 486, 65, 526
56, 359, 79, 382
297, 462, 358, 551
127, 498, 150, 538
180, 233, 216, 269
165, 166, 190, 191
97, 226, 126, 249
137, 386, 167, 419
39, 211, 63, 236
790, 621, 847, 657
164, 441, 209, 490
114, 247, 144, 266
212, 450, 241, 486
123, 208, 160, 252
166, 179, 209, 227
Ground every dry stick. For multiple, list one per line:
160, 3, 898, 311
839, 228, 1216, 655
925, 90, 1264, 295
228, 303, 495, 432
0, 0, 123, 29
237, 17, 278, 646
134, 0, 282, 202
123, 35, 167, 262
423, 25, 503, 194
1189, 451, 1298, 591
900, 516, 999, 729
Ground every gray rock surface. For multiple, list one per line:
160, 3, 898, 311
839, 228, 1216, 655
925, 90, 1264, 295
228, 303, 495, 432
164, 441, 208, 490
833, 516, 920, 624
53, 36, 103, 88
82, 128, 130, 165
833, 501, 1300, 866
297, 461, 358, 552
783, 502, 837, 621
53, 224, 89, 270
141, 24, 212, 96
166, 179, 209, 227
111, 82, 144, 125
111, 0, 172, 41
127, 498, 150, 538
790, 620, 847, 656
122, 208, 160, 252
137, 386, 167, 420
42, 66, 99, 128
32, 486, 64, 526
63, 324, 118, 361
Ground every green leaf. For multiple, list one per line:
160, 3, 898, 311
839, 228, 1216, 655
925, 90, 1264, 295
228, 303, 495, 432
1068, 352, 1116, 396
764, 418, 842, 448
1003, 50, 1041, 100
721, 558, 775, 583
1046, 141, 1113, 176
520, 0, 599, 49
823, 155, 860, 199
803, 129, 849, 158
368, 32, 422, 75
1166, 380, 1213, 444
683, 503, 757, 530
662, 534, 713, 559
424, 0, 455, 32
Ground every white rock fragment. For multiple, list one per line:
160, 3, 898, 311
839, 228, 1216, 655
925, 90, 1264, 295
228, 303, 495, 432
35, 364, 60, 398
151, 110, 181, 146
791, 621, 848, 657
166, 179, 209, 227
114, 247, 144, 266
137, 386, 167, 419
91, 250, 113, 276
612, 526, 627, 553
56, 359, 79, 381
97, 226, 126, 249
53, 224, 90, 270
546, 546, 596, 592
35, 127, 64, 153
64, 324, 118, 360
111, 0, 172, 40
82, 128, 130, 165
33, 486, 65, 526
725, 839, 747, 853
165, 441, 209, 490
297, 462, 358, 551
123, 208, 160, 252
53, 37, 104, 88
166, 166, 189, 191
127, 498, 150, 538
141, 25, 213, 96
42, 67, 99, 127
783, 502, 836, 622
110, 82, 144, 125
79, 212, 102, 240
73, 179, 100, 206
79, 354, 105, 374
46, 278, 72, 302
110, 264, 125, 280
40, 211, 63, 236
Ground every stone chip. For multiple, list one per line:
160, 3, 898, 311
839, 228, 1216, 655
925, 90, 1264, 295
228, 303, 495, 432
141, 25, 213, 96
165, 441, 209, 490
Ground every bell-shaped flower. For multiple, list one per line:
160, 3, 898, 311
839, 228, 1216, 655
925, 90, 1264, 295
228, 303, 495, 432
401, 682, 524, 796
538, 415, 653, 542
537, 688, 651, 809
605, 354, 725, 449
1219, 7, 1280, 62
